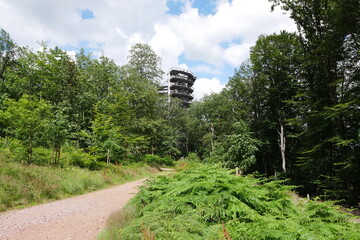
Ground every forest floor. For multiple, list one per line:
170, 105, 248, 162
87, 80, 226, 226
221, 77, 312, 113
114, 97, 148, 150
349, 209, 360, 223
0, 168, 174, 240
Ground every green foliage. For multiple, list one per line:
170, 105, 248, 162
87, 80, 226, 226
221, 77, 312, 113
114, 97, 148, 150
99, 206, 137, 240
0, 137, 26, 163
0, 34, 178, 169
268, 0, 360, 204
101, 163, 360, 240
47, 107, 71, 165
126, 43, 164, 83
224, 121, 258, 172
248, 31, 302, 175
62, 147, 105, 170
142, 154, 175, 167
185, 92, 246, 160
0, 96, 52, 163
0, 159, 158, 211
90, 103, 124, 163
202, 121, 258, 174
1, 9, 359, 211
0, 29, 17, 83
185, 152, 200, 162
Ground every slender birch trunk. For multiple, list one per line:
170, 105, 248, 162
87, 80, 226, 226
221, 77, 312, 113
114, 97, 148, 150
278, 120, 286, 173
107, 149, 110, 164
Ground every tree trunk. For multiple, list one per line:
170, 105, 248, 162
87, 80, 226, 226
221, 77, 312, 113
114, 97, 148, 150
28, 137, 33, 164
262, 155, 268, 177
56, 146, 61, 165
210, 123, 214, 152
52, 144, 61, 165
107, 149, 110, 164
51, 148, 55, 165
278, 120, 286, 173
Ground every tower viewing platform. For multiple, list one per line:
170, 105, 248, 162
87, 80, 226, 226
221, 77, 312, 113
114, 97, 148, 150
168, 67, 196, 108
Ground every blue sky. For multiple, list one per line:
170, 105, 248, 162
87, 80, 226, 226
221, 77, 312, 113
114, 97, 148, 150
80, 9, 95, 20
150, 0, 237, 85
167, 0, 221, 16
165, 0, 237, 83
0, 0, 296, 99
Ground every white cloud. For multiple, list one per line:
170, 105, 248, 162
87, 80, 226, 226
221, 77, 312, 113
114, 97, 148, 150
0, 0, 168, 64
224, 43, 252, 67
177, 63, 189, 70
162, 0, 296, 68
193, 77, 225, 100
150, 23, 184, 73
0, 0, 296, 94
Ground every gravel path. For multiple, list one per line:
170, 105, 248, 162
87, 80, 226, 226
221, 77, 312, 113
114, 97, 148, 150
0, 178, 146, 240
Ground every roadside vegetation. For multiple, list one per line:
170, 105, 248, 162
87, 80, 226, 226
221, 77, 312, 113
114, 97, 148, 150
0, 30, 177, 212
99, 162, 360, 240
0, 159, 160, 212
0, 138, 174, 211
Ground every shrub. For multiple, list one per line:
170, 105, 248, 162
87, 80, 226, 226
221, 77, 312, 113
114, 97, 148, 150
61, 146, 107, 170
106, 163, 360, 240
185, 152, 200, 162
0, 137, 27, 163
142, 154, 175, 167
0, 160, 159, 211
32, 147, 52, 165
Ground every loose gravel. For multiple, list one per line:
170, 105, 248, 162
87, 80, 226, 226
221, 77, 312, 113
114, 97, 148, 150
0, 178, 145, 240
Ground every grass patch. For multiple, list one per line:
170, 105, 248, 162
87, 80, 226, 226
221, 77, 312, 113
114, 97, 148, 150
99, 206, 138, 240
0, 161, 158, 211
99, 163, 360, 240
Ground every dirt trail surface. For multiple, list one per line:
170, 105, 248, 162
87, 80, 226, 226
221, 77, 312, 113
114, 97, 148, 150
0, 178, 146, 240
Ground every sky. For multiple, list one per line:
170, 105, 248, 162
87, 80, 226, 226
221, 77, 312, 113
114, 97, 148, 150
0, 0, 296, 100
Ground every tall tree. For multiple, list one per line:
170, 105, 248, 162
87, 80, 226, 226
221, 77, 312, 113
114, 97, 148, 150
0, 29, 17, 83
90, 104, 123, 164
270, 0, 360, 202
118, 43, 169, 156
224, 60, 253, 123
126, 43, 164, 84
250, 31, 302, 175
0, 29, 18, 136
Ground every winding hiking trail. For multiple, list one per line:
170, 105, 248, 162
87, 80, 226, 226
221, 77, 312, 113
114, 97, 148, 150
0, 177, 149, 240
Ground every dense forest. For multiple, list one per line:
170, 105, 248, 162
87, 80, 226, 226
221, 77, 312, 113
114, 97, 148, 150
0, 0, 359, 206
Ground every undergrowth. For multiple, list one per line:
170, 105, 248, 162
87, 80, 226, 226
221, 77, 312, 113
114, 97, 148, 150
0, 161, 158, 211
99, 163, 360, 240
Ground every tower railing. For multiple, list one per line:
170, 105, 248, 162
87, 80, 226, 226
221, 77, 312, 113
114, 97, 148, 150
170, 89, 194, 98
170, 67, 195, 78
